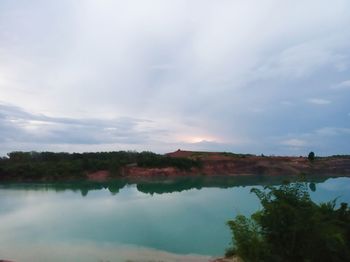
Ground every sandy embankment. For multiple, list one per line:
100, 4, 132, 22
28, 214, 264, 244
86, 151, 350, 181
0, 241, 214, 262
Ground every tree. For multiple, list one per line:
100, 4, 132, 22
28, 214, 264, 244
308, 151, 315, 161
227, 182, 350, 261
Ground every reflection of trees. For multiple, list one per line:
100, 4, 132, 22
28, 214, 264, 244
0, 180, 127, 197
108, 180, 127, 195
0, 175, 330, 196
136, 175, 326, 194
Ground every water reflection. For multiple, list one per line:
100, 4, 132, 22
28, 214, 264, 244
0, 175, 332, 197
0, 175, 349, 262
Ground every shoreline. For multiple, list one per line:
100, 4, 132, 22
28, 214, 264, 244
0, 174, 346, 197
1, 150, 350, 182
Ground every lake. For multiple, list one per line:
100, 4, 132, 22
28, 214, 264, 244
1, 175, 350, 262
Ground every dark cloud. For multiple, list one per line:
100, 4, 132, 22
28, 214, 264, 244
0, 103, 166, 149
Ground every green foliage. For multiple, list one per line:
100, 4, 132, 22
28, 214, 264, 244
227, 182, 350, 262
225, 246, 236, 258
227, 215, 266, 261
189, 151, 255, 159
309, 182, 316, 192
0, 151, 201, 180
137, 151, 201, 170
330, 155, 350, 158
221, 152, 255, 158
308, 151, 315, 161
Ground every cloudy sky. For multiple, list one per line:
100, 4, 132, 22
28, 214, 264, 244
0, 0, 349, 156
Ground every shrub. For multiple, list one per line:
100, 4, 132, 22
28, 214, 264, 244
227, 182, 350, 261
308, 151, 315, 161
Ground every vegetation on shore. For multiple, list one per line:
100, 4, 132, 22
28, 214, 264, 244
0, 151, 201, 180
226, 181, 350, 261
1, 150, 350, 181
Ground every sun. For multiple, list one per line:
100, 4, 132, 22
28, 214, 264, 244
181, 136, 216, 144
190, 137, 207, 143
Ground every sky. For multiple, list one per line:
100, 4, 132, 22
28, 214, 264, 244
0, 0, 349, 156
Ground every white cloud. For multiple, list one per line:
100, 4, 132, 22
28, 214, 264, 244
254, 39, 344, 79
281, 138, 306, 147
307, 98, 331, 105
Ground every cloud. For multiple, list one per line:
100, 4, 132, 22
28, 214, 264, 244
0, 0, 349, 155
0, 103, 169, 152
332, 80, 350, 89
315, 127, 350, 136
307, 98, 331, 105
281, 138, 307, 147
253, 39, 346, 80
274, 125, 350, 156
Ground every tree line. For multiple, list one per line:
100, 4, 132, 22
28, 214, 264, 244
0, 151, 201, 180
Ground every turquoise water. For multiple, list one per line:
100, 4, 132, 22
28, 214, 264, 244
0, 176, 350, 262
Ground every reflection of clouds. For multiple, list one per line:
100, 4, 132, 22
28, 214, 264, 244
318, 177, 350, 191
118, 186, 153, 200
0, 191, 88, 240
0, 184, 261, 257
1, 178, 349, 260
0, 241, 211, 262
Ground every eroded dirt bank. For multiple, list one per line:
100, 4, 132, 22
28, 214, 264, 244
87, 151, 350, 181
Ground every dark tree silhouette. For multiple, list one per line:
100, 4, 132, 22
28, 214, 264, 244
308, 151, 315, 161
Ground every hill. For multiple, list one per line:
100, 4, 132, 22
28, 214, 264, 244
0, 150, 350, 181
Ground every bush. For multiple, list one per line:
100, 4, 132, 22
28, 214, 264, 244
308, 151, 315, 161
227, 182, 350, 262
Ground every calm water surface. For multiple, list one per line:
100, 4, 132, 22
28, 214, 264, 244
0, 176, 350, 262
